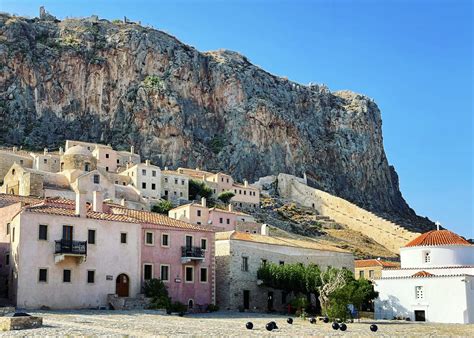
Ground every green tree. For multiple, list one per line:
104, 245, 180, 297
188, 179, 213, 200
152, 200, 173, 214
217, 191, 235, 204
143, 278, 171, 309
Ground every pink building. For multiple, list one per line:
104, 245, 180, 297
109, 206, 216, 309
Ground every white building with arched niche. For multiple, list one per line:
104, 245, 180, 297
374, 229, 474, 323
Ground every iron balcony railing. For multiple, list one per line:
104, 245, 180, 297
181, 246, 204, 259
55, 240, 87, 255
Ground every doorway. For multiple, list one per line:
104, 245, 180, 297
415, 310, 426, 322
243, 290, 250, 310
267, 291, 274, 312
116, 274, 129, 297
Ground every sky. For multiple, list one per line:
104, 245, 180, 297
2, 0, 473, 238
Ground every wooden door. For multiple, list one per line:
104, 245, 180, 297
116, 274, 129, 297
243, 290, 250, 310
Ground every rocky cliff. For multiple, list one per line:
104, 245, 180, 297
0, 13, 431, 227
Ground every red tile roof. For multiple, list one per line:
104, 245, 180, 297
412, 270, 435, 277
404, 230, 471, 247
355, 259, 400, 268
377, 274, 474, 280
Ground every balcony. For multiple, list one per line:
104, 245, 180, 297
181, 246, 205, 263
54, 240, 87, 264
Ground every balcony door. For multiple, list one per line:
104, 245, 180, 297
185, 235, 192, 249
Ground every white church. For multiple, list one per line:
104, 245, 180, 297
374, 228, 474, 323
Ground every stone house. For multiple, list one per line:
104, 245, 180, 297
354, 259, 400, 280
120, 161, 162, 200
0, 148, 34, 184
215, 231, 354, 312
30, 149, 61, 173
160, 169, 189, 203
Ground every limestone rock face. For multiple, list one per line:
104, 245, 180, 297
0, 14, 429, 225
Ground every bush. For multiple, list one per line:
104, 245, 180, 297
169, 301, 187, 313
206, 304, 219, 312
152, 200, 173, 215
143, 75, 164, 90
218, 191, 235, 204
209, 135, 225, 154
112, 19, 122, 24
144, 279, 171, 310
189, 179, 213, 200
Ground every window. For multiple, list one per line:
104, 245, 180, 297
85, 163, 90, 171
142, 182, 146, 189
161, 234, 169, 247
152, 170, 156, 177
142, 169, 146, 176
359, 270, 365, 279
244, 190, 247, 195
106, 166, 109, 171
221, 177, 224, 182
88, 229, 96, 244
93, 174, 100, 184
38, 268, 48, 283
227, 178, 229, 183
144, 264, 153, 280
115, 181, 119, 184
200, 268, 208, 283
181, 180, 185, 185
117, 159, 120, 164
63, 269, 71, 283
5, 253, 9, 266
226, 218, 230, 225
174, 179, 178, 185
12, 228, 15, 242
105, 153, 109, 158
197, 210, 201, 217
219, 217, 223, 224
279, 261, 285, 265
201, 238, 207, 250
6, 223, 10, 235
180, 192, 183, 197
160, 265, 170, 282
423, 251, 431, 263
87, 270, 95, 283
165, 178, 168, 183
38, 224, 48, 240
241, 257, 249, 272
145, 232, 154, 245
185, 266, 194, 282
415, 286, 424, 300
261, 259, 267, 267
121, 233, 127, 244
43, 158, 48, 164
164, 190, 168, 196
369, 270, 374, 278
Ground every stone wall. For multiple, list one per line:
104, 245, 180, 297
277, 174, 419, 253
0, 151, 33, 184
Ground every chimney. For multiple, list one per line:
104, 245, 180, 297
244, 179, 248, 187
130, 145, 135, 154
59, 147, 64, 155
165, 166, 169, 171
201, 197, 206, 207
261, 223, 268, 236
92, 191, 103, 212
228, 204, 233, 212
121, 198, 126, 206
75, 192, 87, 217
43, 148, 48, 155
145, 160, 150, 166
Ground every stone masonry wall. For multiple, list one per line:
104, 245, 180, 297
277, 174, 419, 253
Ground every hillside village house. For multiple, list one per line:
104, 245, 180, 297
30, 148, 61, 173
109, 206, 215, 308
355, 259, 400, 280
374, 229, 474, 323
160, 169, 189, 203
215, 231, 354, 312
0, 193, 215, 309
177, 168, 260, 209
0, 148, 33, 183
168, 198, 260, 233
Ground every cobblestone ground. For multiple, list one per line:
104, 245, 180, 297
1, 310, 473, 336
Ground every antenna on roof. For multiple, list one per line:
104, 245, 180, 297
435, 221, 441, 231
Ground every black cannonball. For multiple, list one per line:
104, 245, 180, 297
266, 322, 274, 331
339, 323, 347, 331
309, 317, 316, 324
287, 318, 293, 324
323, 317, 329, 323
332, 322, 340, 330
270, 321, 278, 329
370, 324, 378, 332
246, 322, 253, 330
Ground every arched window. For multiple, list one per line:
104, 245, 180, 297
11, 169, 15, 176
188, 299, 194, 309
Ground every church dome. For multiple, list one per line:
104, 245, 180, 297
405, 230, 471, 247
64, 145, 93, 157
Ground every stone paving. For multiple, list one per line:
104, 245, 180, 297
0, 310, 472, 336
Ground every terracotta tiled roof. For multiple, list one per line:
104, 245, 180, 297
216, 231, 350, 253
377, 274, 474, 280
0, 194, 44, 207
384, 265, 474, 271
404, 230, 471, 247
412, 270, 435, 277
355, 259, 400, 268
109, 206, 214, 232
208, 207, 251, 216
